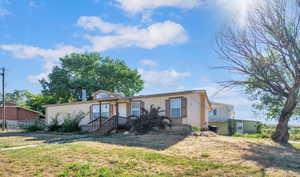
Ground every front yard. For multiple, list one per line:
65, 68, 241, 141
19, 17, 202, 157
0, 131, 299, 177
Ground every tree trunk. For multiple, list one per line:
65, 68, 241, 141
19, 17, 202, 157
271, 115, 290, 143
271, 90, 298, 144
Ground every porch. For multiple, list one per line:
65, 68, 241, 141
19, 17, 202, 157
88, 97, 133, 136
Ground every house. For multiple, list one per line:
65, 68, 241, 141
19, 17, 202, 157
44, 90, 212, 133
209, 102, 259, 135
0, 102, 43, 128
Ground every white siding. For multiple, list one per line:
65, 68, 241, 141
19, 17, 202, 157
208, 103, 234, 122
132, 92, 202, 128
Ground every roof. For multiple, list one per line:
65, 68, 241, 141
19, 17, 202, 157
0, 103, 44, 116
44, 89, 207, 108
210, 102, 234, 109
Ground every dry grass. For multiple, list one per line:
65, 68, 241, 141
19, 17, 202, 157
0, 131, 299, 177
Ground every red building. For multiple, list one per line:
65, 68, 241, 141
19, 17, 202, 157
0, 102, 43, 128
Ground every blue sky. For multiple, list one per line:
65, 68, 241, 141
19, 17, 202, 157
1, 0, 297, 125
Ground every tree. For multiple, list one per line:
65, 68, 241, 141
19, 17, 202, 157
40, 53, 144, 102
5, 90, 29, 105
3, 90, 56, 114
217, 0, 300, 143
24, 93, 56, 114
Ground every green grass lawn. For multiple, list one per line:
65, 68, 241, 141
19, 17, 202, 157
0, 142, 263, 177
0, 131, 299, 177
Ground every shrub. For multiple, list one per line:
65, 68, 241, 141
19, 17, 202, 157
47, 112, 86, 132
48, 114, 62, 132
59, 113, 84, 132
23, 118, 47, 132
127, 105, 172, 134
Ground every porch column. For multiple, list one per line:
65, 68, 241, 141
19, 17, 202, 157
99, 101, 102, 128
115, 101, 119, 133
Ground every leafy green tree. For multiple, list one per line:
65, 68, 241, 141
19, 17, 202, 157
5, 90, 30, 105
24, 93, 56, 114
40, 53, 144, 102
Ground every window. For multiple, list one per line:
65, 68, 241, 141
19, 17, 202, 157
91, 104, 110, 120
131, 102, 141, 117
91, 105, 100, 120
213, 109, 217, 116
101, 104, 110, 118
170, 98, 181, 118
96, 93, 109, 99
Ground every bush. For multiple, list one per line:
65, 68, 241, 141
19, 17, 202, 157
48, 112, 86, 132
48, 115, 61, 132
59, 113, 85, 132
23, 118, 47, 132
127, 105, 172, 134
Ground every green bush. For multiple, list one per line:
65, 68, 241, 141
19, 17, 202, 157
234, 125, 300, 140
59, 113, 85, 132
48, 112, 86, 132
48, 114, 62, 131
22, 118, 47, 132
127, 105, 172, 134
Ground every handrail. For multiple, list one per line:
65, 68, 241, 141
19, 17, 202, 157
88, 116, 106, 125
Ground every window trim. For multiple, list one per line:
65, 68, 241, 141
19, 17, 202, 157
96, 93, 109, 99
91, 103, 110, 120
169, 97, 182, 118
131, 101, 142, 117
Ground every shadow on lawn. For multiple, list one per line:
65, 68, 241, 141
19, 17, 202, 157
242, 142, 300, 174
0, 131, 190, 150
0, 131, 87, 143
92, 132, 190, 150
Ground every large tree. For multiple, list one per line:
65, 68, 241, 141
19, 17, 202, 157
217, 0, 300, 143
40, 53, 144, 103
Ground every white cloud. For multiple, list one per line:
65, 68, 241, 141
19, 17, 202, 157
77, 17, 188, 51
1, 16, 188, 84
139, 69, 190, 88
212, 0, 259, 27
0, 44, 83, 83
77, 16, 127, 33
140, 59, 158, 67
116, 0, 203, 13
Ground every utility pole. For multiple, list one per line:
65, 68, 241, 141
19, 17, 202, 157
1, 67, 5, 131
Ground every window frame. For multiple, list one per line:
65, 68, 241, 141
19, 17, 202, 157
169, 98, 182, 118
131, 101, 141, 117
96, 93, 109, 99
91, 103, 110, 120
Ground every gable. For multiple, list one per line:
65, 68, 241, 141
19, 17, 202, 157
92, 90, 117, 100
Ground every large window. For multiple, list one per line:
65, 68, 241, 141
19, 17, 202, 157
131, 102, 141, 117
170, 98, 181, 118
91, 105, 100, 120
91, 104, 110, 120
101, 104, 110, 118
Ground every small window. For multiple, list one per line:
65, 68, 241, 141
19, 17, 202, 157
91, 104, 110, 119
96, 93, 109, 99
131, 102, 141, 117
213, 109, 217, 116
170, 98, 181, 118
